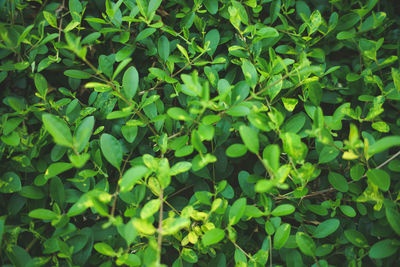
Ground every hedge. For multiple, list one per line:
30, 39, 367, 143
1, 0, 400, 266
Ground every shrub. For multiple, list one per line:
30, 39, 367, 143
1, 0, 400, 266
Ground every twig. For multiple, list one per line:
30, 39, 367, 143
228, 235, 255, 262
292, 150, 400, 200
157, 189, 164, 264
56, 0, 65, 43
111, 150, 134, 216
375, 150, 400, 169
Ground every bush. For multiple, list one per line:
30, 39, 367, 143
1, 0, 400, 266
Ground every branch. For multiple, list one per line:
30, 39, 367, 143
157, 189, 164, 264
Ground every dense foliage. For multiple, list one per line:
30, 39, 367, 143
1, 0, 400, 266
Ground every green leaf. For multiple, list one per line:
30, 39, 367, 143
350, 164, 365, 181
140, 199, 161, 219
344, 229, 368, 247
43, 11, 58, 28
121, 125, 138, 143
117, 219, 138, 246
0, 172, 21, 193
367, 136, 400, 158
229, 198, 246, 225
94, 242, 116, 257
263, 144, 280, 172
45, 162, 74, 179
204, 0, 218, 14
319, 146, 340, 164
132, 218, 156, 235
340, 205, 356, 217
64, 69, 92, 79
42, 113, 73, 147
239, 125, 259, 154
271, 204, 295, 216
34, 73, 48, 98
170, 161, 192, 176
281, 132, 308, 162
202, 228, 225, 246
147, 0, 162, 17
158, 35, 170, 61
182, 248, 198, 263
226, 144, 247, 158
74, 116, 95, 153
386, 206, 400, 236
328, 172, 348, 192
135, 28, 156, 42
367, 169, 390, 191
119, 166, 148, 192
274, 223, 291, 249
296, 232, 316, 257
392, 68, 400, 92
28, 209, 58, 220
157, 158, 171, 188
205, 29, 220, 56
100, 134, 123, 170
241, 59, 258, 89
313, 219, 340, 238
266, 74, 283, 101
117, 253, 141, 266
167, 107, 193, 121
369, 239, 398, 259
122, 66, 139, 99
162, 217, 190, 235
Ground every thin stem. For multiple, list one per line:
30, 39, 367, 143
157, 189, 164, 264
228, 235, 254, 262
296, 150, 400, 199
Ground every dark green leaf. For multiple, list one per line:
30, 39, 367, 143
100, 134, 123, 170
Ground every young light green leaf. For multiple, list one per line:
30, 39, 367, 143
122, 66, 139, 99
140, 199, 161, 219
42, 113, 73, 147
119, 166, 148, 192
182, 248, 198, 263
100, 134, 122, 170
